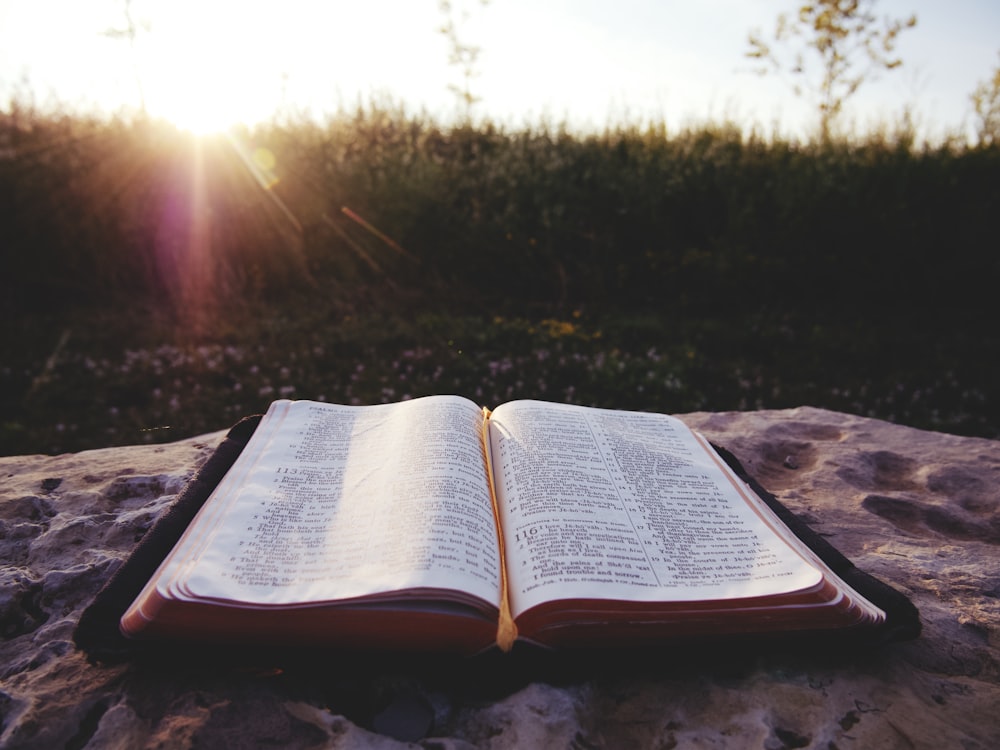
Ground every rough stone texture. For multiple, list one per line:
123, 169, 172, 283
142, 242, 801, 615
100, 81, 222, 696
1, 406, 998, 749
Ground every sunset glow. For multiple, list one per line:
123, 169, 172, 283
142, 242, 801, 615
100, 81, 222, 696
2, 1, 999, 140
138, 1, 291, 132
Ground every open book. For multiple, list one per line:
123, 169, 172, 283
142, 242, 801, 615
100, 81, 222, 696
120, 397, 888, 654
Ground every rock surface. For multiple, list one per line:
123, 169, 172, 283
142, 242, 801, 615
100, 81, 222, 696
1, 406, 998, 749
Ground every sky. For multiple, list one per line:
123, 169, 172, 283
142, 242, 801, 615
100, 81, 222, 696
1, 0, 998, 140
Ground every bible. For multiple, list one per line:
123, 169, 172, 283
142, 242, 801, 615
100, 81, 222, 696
118, 397, 899, 654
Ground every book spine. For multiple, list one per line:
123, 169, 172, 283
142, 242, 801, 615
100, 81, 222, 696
482, 407, 518, 651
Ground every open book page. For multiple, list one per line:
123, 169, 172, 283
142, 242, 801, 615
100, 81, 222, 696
155, 397, 503, 608
487, 401, 824, 618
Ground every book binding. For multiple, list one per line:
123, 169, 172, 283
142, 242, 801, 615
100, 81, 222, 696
74, 415, 920, 662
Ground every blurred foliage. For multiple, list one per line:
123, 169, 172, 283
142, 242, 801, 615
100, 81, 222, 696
2, 103, 998, 454
971, 51, 1000, 146
746, 0, 917, 140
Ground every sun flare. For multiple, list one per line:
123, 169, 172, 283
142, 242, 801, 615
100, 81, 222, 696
149, 81, 243, 135
138, 0, 285, 133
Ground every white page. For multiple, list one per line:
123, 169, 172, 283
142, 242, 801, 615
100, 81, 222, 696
159, 397, 502, 607
488, 401, 821, 617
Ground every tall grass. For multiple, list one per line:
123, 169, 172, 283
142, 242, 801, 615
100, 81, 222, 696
2, 103, 998, 453
4, 104, 997, 316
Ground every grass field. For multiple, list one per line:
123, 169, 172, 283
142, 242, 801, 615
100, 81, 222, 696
2, 106, 998, 455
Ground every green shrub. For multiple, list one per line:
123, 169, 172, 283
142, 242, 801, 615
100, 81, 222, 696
2, 103, 997, 453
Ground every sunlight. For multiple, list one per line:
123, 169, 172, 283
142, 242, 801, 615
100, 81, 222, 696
121, 0, 453, 133
150, 81, 242, 135
139, 0, 288, 133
